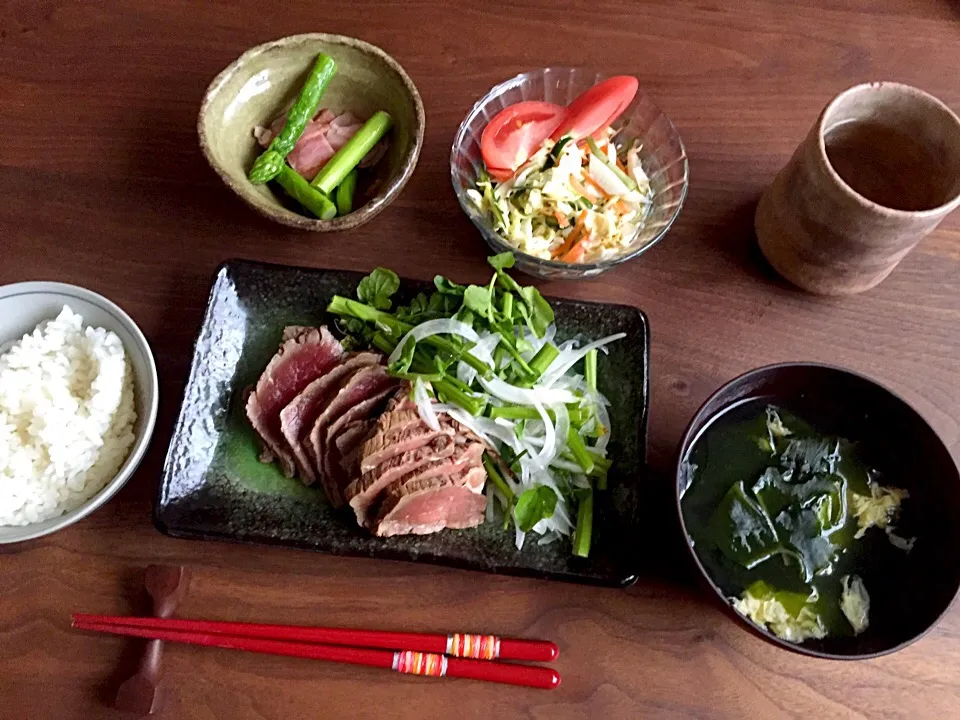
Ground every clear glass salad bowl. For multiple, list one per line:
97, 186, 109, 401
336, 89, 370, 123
451, 68, 689, 280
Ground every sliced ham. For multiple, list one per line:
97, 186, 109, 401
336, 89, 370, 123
308, 365, 399, 507
287, 121, 337, 179
374, 467, 488, 537
345, 435, 457, 527
257, 107, 391, 180
245, 327, 344, 477
278, 352, 379, 484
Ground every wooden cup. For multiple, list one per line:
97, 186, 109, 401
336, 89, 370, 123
755, 82, 960, 295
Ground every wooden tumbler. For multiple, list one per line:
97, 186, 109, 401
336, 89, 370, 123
756, 82, 960, 295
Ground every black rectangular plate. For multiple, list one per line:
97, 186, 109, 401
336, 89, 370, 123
155, 259, 649, 586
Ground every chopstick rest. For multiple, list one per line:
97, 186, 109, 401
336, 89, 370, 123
113, 565, 191, 715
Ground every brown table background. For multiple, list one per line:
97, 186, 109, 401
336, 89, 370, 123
2, 1, 960, 718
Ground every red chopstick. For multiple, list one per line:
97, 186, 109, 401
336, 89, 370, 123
72, 618, 560, 690
71, 613, 558, 663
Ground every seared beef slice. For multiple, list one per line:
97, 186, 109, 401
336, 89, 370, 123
245, 327, 343, 477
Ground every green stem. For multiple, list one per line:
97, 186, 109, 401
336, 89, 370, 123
585, 349, 598, 392
528, 342, 559, 379
597, 471, 608, 491
274, 165, 337, 219
335, 168, 358, 215
488, 405, 587, 424
566, 427, 596, 474
501, 291, 514, 319
573, 487, 593, 558
483, 453, 515, 504
311, 111, 393, 193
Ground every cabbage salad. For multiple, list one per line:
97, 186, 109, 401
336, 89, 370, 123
467, 130, 654, 263
327, 253, 621, 557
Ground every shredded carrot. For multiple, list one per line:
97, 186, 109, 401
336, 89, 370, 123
583, 173, 611, 199
613, 199, 632, 214
552, 211, 588, 258
569, 176, 598, 203
616, 158, 629, 174
552, 209, 570, 228
562, 236, 588, 263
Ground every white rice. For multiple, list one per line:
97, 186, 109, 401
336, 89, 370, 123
0, 306, 137, 526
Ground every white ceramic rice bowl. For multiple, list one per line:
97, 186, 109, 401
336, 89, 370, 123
0, 282, 158, 543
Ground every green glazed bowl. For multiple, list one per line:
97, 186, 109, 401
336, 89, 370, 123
198, 34, 424, 231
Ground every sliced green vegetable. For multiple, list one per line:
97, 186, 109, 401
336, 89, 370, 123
585, 136, 638, 192
566, 426, 596, 474
584, 349, 598, 392
528, 342, 559, 379
543, 136, 572, 170
311, 110, 393, 194
249, 53, 338, 184
335, 168, 358, 215
483, 453, 515, 505
572, 487, 593, 558
273, 165, 337, 219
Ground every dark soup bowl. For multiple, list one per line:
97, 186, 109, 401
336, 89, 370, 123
675, 362, 960, 659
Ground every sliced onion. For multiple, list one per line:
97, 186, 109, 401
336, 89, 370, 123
479, 374, 577, 406
537, 333, 626, 388
434, 403, 523, 455
532, 400, 556, 468
593, 396, 611, 451
412, 377, 439, 431
387, 319, 480, 365
457, 332, 501, 386
515, 525, 526, 551
550, 403, 570, 462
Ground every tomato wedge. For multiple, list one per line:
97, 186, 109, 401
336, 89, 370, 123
480, 101, 567, 178
550, 76, 639, 141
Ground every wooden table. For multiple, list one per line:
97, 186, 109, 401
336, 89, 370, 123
2, 1, 959, 717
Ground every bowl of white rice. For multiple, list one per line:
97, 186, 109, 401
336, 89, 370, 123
0, 282, 158, 543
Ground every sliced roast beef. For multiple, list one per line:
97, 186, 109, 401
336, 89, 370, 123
335, 419, 374, 456
357, 402, 466, 473
345, 434, 458, 526
374, 466, 488, 537
322, 385, 398, 481
278, 352, 379, 483
308, 365, 399, 507
245, 327, 343, 477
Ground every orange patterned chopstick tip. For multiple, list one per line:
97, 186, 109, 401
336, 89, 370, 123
446, 633, 500, 660
70, 613, 559, 663
393, 650, 448, 676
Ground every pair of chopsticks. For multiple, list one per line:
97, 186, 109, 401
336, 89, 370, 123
72, 614, 561, 690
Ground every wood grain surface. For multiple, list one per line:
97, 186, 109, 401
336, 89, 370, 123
2, 1, 960, 718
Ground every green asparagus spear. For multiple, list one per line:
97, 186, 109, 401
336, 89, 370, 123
274, 165, 337, 220
248, 53, 338, 184
335, 168, 358, 215
311, 111, 393, 194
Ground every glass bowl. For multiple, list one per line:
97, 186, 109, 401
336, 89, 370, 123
451, 68, 689, 280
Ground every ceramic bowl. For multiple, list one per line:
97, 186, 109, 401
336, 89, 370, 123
675, 363, 960, 659
199, 34, 424, 231
451, 67, 688, 280
0, 282, 159, 543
